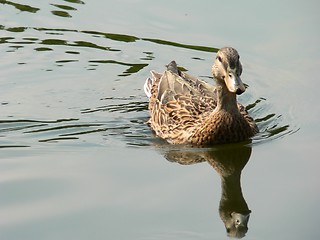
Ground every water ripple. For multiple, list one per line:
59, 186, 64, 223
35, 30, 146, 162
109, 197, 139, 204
0, 9, 298, 149
0, 0, 40, 13
247, 97, 299, 144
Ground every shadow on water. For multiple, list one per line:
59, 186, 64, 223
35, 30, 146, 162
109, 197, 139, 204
161, 143, 252, 238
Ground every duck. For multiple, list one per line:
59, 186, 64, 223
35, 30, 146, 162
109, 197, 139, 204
144, 47, 258, 145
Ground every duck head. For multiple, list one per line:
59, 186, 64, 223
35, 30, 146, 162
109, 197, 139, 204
212, 47, 245, 95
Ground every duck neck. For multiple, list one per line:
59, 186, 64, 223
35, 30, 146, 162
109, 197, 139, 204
216, 84, 238, 113
220, 172, 245, 205
219, 172, 250, 217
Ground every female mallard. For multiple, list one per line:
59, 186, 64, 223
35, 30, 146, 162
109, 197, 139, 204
144, 47, 258, 145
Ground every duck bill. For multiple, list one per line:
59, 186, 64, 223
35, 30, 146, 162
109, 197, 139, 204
225, 72, 246, 95
231, 212, 250, 228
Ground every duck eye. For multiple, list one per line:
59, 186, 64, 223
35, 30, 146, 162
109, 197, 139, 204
217, 56, 222, 62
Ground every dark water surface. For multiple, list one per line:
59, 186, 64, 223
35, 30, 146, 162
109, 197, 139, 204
1, 0, 319, 239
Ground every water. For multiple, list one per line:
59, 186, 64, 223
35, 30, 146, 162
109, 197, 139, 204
0, 0, 319, 239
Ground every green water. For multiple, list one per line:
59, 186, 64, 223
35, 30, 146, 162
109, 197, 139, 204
0, 0, 319, 239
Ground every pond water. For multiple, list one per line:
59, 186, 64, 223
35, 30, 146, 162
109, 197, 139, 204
1, 0, 319, 239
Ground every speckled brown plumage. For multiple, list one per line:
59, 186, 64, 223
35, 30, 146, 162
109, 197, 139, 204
144, 47, 258, 145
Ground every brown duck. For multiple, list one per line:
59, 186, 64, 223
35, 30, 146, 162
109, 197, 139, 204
144, 47, 258, 145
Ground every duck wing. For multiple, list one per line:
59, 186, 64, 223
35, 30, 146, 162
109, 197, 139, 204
147, 61, 217, 143
156, 61, 216, 104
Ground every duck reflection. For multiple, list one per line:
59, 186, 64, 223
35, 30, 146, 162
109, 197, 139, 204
163, 143, 252, 238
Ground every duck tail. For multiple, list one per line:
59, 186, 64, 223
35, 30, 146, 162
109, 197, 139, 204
144, 77, 153, 98
144, 71, 162, 98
